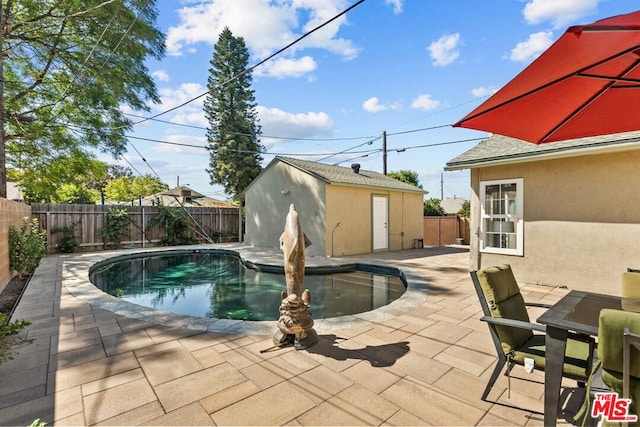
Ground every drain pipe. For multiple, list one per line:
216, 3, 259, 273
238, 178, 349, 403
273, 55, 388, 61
331, 222, 341, 257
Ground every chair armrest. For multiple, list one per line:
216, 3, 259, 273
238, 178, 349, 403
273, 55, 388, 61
623, 328, 640, 398
480, 315, 546, 332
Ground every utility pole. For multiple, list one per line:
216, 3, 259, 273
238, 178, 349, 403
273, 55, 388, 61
382, 131, 387, 175
0, 0, 6, 198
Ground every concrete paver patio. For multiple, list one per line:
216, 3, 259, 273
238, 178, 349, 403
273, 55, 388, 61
0, 244, 586, 426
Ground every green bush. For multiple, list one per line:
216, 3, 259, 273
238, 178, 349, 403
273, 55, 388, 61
0, 313, 31, 363
148, 205, 195, 246
51, 223, 79, 253
100, 208, 129, 248
9, 217, 47, 278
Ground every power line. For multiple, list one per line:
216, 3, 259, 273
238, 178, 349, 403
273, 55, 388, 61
129, 0, 367, 127
122, 112, 376, 141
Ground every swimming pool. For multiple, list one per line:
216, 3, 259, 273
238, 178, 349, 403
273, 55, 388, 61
89, 249, 407, 321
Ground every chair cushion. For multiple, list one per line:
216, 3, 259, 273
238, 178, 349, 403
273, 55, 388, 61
476, 265, 533, 353
601, 368, 640, 416
598, 309, 640, 378
513, 334, 592, 378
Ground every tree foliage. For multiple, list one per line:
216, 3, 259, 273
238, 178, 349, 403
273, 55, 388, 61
387, 170, 424, 189
104, 175, 168, 202
4, 1, 165, 188
458, 200, 470, 218
204, 27, 263, 197
423, 198, 446, 216
14, 153, 107, 203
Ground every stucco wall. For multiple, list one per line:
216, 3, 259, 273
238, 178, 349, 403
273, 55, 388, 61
244, 162, 327, 257
326, 186, 423, 256
470, 148, 640, 295
0, 200, 32, 294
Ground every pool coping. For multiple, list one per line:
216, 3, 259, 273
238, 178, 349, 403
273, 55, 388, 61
61, 243, 429, 336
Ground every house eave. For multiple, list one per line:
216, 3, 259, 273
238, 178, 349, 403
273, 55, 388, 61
445, 140, 640, 171
329, 181, 426, 194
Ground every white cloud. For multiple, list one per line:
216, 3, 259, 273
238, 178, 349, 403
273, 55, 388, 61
523, 0, 598, 28
471, 86, 498, 97
385, 0, 403, 14
156, 82, 207, 126
362, 97, 401, 113
411, 94, 440, 110
152, 69, 170, 82
255, 56, 317, 79
165, 0, 359, 78
428, 33, 461, 66
510, 31, 554, 62
256, 106, 334, 145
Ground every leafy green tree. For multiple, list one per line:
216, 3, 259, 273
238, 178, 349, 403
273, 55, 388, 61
104, 177, 133, 203
104, 174, 167, 202
458, 200, 471, 217
55, 183, 101, 204
3, 1, 165, 195
204, 27, 263, 197
131, 175, 168, 198
16, 154, 107, 203
387, 170, 424, 189
424, 198, 446, 216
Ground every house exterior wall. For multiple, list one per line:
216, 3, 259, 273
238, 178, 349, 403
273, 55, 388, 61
244, 162, 328, 257
470, 148, 640, 295
326, 185, 423, 256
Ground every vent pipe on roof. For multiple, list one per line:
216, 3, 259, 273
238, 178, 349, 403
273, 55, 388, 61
351, 163, 360, 174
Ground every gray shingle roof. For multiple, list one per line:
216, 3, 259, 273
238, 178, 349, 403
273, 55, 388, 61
445, 130, 640, 170
275, 156, 425, 193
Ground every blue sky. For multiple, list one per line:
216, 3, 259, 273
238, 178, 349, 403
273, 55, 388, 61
113, 0, 637, 201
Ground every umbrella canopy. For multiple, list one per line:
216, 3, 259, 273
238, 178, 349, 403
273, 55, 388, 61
454, 10, 640, 144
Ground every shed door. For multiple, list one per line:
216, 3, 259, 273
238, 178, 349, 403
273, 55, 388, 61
372, 196, 389, 251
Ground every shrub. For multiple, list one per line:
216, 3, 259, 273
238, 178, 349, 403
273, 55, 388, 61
100, 208, 130, 248
148, 205, 195, 246
9, 217, 47, 278
0, 313, 31, 363
51, 223, 79, 253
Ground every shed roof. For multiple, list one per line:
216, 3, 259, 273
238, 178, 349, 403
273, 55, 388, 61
254, 156, 425, 194
445, 130, 640, 170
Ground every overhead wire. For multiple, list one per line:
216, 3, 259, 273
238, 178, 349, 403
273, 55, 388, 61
128, 0, 367, 127
46, 0, 153, 125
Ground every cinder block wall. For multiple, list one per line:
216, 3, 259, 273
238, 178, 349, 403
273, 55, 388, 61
0, 200, 32, 294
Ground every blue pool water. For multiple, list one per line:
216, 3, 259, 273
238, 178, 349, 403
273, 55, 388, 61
89, 251, 406, 321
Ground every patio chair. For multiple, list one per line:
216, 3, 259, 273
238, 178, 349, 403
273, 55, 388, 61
470, 264, 594, 401
598, 309, 640, 419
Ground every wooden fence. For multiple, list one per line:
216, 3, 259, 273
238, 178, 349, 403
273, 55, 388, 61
31, 204, 240, 254
423, 216, 470, 247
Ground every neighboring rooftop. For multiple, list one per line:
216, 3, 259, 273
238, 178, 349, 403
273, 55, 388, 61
441, 197, 466, 215
445, 130, 640, 170
141, 185, 235, 207
273, 156, 426, 193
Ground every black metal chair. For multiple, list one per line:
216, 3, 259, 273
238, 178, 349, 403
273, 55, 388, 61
470, 264, 594, 400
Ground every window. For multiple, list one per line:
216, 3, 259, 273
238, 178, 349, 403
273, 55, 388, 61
480, 178, 523, 256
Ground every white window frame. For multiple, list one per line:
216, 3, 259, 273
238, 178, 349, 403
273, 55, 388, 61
479, 178, 524, 256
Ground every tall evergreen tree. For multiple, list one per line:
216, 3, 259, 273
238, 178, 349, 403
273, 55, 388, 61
204, 27, 263, 197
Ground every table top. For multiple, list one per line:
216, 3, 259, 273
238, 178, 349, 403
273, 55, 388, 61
537, 290, 623, 336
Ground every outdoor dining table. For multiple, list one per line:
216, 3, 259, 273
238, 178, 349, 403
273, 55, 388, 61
537, 290, 624, 426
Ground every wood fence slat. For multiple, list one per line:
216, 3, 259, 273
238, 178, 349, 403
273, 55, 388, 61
31, 204, 240, 253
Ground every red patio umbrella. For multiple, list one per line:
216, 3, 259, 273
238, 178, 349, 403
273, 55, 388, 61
453, 10, 640, 144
